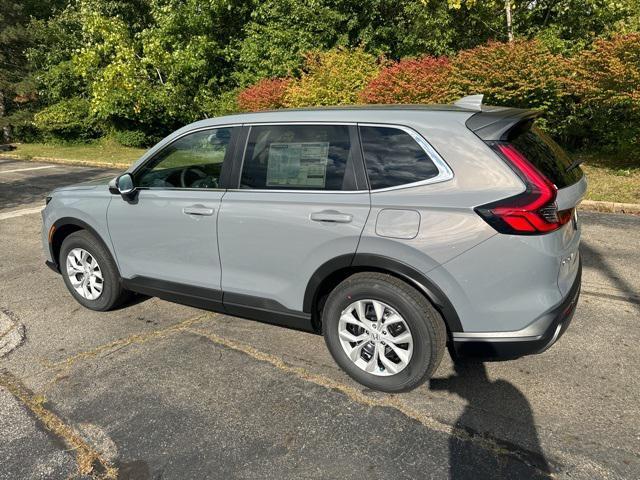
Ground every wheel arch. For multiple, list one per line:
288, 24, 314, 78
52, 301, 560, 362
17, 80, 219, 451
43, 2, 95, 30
49, 217, 118, 274
304, 254, 463, 333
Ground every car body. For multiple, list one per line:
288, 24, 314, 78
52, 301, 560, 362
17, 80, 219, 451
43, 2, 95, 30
42, 97, 585, 392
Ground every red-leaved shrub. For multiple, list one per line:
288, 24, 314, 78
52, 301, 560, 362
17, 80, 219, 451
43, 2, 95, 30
359, 56, 452, 104
237, 78, 291, 111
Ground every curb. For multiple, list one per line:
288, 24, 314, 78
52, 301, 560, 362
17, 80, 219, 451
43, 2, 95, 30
579, 200, 640, 215
1, 153, 129, 170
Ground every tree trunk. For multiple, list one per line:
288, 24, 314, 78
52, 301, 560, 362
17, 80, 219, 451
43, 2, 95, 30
0, 90, 10, 143
505, 0, 514, 42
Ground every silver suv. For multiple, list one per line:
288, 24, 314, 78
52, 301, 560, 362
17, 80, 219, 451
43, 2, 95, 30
42, 96, 585, 392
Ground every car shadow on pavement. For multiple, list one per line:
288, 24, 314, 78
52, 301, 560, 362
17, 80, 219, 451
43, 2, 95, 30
430, 361, 553, 480
580, 242, 640, 312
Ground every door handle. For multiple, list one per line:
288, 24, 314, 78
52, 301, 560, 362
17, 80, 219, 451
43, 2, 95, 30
310, 210, 353, 223
183, 205, 215, 216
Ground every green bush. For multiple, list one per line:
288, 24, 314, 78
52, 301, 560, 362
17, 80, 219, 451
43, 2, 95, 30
33, 98, 99, 141
200, 88, 241, 118
111, 129, 150, 148
284, 48, 380, 107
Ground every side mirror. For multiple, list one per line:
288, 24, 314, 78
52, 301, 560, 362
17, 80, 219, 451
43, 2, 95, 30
115, 173, 136, 198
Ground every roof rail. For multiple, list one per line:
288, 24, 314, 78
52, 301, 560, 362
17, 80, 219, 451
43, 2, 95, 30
454, 94, 484, 111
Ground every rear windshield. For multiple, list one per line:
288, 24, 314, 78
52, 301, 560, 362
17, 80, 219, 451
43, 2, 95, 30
507, 123, 583, 188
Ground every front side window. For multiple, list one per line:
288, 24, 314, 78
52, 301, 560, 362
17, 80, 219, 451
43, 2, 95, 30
360, 126, 439, 190
240, 124, 355, 190
135, 128, 234, 189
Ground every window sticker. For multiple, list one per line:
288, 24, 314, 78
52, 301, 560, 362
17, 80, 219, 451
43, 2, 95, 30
266, 142, 329, 188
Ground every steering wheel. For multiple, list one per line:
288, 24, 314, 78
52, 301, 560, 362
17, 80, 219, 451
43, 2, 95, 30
180, 166, 208, 188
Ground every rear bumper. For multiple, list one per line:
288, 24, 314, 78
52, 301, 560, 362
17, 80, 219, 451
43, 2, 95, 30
451, 259, 581, 359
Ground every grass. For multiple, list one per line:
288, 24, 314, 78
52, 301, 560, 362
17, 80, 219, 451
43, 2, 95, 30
6, 141, 640, 204
576, 151, 640, 204
12, 139, 146, 167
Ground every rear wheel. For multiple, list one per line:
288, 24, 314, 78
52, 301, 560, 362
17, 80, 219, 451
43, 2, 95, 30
60, 230, 130, 311
322, 272, 446, 392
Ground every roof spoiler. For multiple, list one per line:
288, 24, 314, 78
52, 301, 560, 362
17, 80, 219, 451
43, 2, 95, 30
453, 94, 541, 141
454, 94, 484, 111
466, 107, 541, 141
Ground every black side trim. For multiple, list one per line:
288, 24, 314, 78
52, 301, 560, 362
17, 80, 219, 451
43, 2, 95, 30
122, 276, 224, 311
122, 276, 315, 333
50, 217, 116, 272
303, 253, 463, 332
352, 254, 463, 332
303, 254, 354, 313
45, 260, 59, 273
452, 260, 582, 359
466, 107, 540, 141
224, 292, 314, 333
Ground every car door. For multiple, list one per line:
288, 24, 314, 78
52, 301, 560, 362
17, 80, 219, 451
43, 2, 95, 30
107, 126, 239, 295
218, 123, 371, 319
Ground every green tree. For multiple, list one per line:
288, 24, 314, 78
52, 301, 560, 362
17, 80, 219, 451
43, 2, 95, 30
284, 48, 380, 107
31, 0, 254, 142
518, 0, 639, 52
0, 0, 65, 141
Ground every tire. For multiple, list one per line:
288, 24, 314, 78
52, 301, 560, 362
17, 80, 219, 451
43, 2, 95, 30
59, 230, 130, 311
322, 272, 446, 393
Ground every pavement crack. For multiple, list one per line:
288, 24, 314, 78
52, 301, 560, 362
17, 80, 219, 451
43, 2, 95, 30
184, 327, 558, 478
0, 307, 26, 357
41, 313, 213, 393
0, 370, 117, 479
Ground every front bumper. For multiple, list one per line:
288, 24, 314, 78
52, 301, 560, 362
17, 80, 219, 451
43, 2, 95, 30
451, 259, 581, 359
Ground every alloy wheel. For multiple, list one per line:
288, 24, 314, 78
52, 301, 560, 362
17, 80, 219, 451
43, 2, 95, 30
338, 299, 414, 376
66, 248, 104, 300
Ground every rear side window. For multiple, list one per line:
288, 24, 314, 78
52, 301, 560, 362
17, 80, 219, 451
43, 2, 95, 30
360, 126, 439, 190
508, 124, 583, 188
240, 124, 356, 190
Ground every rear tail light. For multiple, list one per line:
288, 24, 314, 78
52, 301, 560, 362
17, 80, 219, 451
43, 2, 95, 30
475, 143, 574, 235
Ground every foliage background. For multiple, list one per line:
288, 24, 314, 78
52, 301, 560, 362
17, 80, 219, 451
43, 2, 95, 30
1, 0, 639, 156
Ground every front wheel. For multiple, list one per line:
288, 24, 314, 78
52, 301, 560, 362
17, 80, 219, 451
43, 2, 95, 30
60, 230, 130, 311
322, 273, 446, 393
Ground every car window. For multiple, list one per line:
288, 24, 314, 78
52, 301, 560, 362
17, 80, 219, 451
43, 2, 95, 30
240, 124, 354, 190
507, 123, 583, 189
360, 126, 439, 190
135, 128, 234, 189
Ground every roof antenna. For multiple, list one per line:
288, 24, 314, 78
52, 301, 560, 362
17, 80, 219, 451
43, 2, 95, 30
454, 94, 484, 111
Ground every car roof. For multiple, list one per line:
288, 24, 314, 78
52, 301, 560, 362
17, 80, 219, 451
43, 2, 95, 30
187, 104, 482, 128
185, 103, 531, 129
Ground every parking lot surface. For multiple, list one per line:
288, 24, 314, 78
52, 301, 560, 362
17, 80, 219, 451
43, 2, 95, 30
1, 158, 638, 479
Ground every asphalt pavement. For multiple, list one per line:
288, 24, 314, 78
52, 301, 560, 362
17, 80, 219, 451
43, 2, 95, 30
0, 158, 638, 479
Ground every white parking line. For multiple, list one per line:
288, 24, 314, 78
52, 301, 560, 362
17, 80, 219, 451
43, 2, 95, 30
0, 206, 44, 221
0, 165, 56, 174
